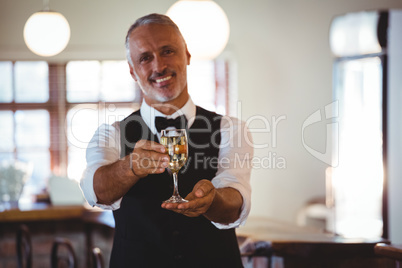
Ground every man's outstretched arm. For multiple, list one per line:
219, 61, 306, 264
94, 140, 169, 205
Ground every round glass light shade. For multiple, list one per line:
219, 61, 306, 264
24, 11, 71, 57
167, 0, 230, 60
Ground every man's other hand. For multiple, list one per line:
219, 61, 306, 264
161, 179, 215, 217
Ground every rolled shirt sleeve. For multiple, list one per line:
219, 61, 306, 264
80, 122, 122, 210
210, 116, 253, 229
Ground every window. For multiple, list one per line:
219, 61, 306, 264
0, 61, 51, 192
188, 60, 230, 115
65, 61, 140, 180
0, 59, 231, 196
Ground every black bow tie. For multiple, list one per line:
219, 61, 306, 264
155, 115, 188, 132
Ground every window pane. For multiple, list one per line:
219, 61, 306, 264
67, 61, 101, 102
0, 153, 14, 162
15, 110, 50, 148
187, 60, 216, 111
103, 105, 134, 125
66, 105, 98, 181
17, 150, 50, 193
0, 111, 14, 151
66, 105, 100, 150
67, 147, 86, 181
101, 61, 136, 102
15, 61, 49, 103
66, 105, 97, 181
0, 61, 13, 103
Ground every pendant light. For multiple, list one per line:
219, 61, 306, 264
166, 0, 230, 60
23, 0, 70, 57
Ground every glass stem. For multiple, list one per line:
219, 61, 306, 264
172, 172, 180, 197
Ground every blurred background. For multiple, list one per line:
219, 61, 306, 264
1, 1, 402, 266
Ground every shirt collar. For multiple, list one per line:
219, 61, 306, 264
140, 97, 196, 136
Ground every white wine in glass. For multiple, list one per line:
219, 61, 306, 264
160, 129, 188, 203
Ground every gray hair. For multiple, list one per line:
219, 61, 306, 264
125, 13, 184, 67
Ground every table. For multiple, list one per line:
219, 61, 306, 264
0, 202, 86, 221
236, 217, 393, 268
0, 202, 114, 268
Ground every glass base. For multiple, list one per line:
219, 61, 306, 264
163, 195, 188, 204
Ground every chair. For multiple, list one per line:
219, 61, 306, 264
16, 224, 32, 268
50, 237, 77, 268
91, 247, 104, 268
374, 243, 402, 268
239, 235, 273, 268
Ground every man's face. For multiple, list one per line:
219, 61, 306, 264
128, 24, 191, 105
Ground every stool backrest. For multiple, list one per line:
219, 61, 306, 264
91, 247, 104, 268
50, 237, 77, 268
16, 224, 32, 268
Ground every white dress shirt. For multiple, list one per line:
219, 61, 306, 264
80, 97, 253, 229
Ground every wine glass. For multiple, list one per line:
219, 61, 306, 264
160, 129, 188, 203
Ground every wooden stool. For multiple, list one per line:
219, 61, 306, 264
51, 237, 77, 268
16, 224, 32, 268
375, 243, 402, 267
91, 247, 104, 268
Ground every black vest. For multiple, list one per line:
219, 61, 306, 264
110, 106, 243, 268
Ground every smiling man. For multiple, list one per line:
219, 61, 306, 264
128, 23, 190, 108
80, 13, 253, 268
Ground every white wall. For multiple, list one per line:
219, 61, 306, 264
1, 0, 402, 226
221, 0, 402, 225
388, 10, 402, 244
